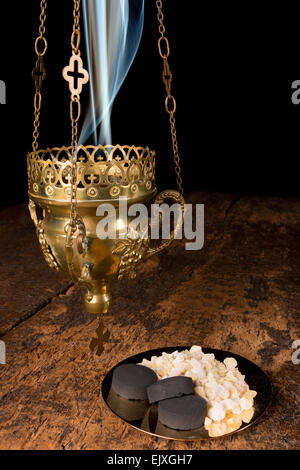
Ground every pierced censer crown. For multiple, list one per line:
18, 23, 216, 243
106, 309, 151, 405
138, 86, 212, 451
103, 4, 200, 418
28, 0, 184, 319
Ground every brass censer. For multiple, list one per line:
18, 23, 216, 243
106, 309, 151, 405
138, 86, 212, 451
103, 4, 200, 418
28, 0, 184, 317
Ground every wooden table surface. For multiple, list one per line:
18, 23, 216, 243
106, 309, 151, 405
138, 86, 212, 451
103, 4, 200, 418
0, 192, 299, 450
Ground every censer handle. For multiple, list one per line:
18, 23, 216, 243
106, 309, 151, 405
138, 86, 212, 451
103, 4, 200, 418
145, 189, 185, 258
113, 190, 185, 281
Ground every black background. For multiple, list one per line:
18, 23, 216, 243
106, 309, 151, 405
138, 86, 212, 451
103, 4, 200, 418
0, 1, 299, 211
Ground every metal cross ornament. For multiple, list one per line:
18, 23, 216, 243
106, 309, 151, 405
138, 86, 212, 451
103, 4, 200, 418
32, 57, 46, 91
89, 317, 110, 356
162, 59, 172, 95
63, 53, 89, 97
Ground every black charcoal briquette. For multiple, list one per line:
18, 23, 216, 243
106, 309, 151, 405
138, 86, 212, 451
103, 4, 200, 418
107, 388, 149, 421
158, 395, 207, 430
147, 376, 194, 404
111, 364, 157, 400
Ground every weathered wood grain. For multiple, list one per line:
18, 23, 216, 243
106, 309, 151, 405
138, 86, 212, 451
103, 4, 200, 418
0, 205, 71, 337
0, 193, 299, 450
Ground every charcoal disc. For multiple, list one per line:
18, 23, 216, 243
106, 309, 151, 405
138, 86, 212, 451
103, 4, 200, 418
158, 395, 207, 430
111, 363, 157, 400
147, 376, 194, 404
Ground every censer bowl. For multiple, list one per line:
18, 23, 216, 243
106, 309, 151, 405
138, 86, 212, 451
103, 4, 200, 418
27, 145, 184, 316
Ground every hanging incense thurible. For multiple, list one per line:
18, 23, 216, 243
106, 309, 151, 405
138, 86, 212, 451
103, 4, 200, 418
28, 0, 184, 317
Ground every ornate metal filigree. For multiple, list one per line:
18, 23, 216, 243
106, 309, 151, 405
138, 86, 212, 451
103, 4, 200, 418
27, 145, 156, 201
112, 236, 150, 281
63, 53, 89, 97
28, 200, 60, 271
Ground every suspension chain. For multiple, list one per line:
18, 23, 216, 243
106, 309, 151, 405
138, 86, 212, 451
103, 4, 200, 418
63, 0, 88, 234
155, 0, 184, 195
69, 0, 81, 229
72, 0, 81, 55
31, 0, 48, 152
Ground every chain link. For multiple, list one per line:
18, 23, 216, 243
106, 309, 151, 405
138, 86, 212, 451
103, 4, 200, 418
156, 0, 183, 195
71, 0, 81, 55
68, 0, 82, 233
32, 0, 48, 152
70, 96, 80, 224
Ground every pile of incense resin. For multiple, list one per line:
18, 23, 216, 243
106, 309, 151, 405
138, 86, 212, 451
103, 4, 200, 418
140, 345, 257, 437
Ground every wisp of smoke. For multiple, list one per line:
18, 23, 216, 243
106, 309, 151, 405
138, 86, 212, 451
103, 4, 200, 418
80, 0, 144, 145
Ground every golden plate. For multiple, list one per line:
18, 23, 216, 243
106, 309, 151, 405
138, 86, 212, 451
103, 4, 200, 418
101, 346, 272, 441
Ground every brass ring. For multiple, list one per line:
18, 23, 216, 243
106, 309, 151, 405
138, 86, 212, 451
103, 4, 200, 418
165, 95, 176, 114
158, 36, 170, 59
35, 36, 47, 57
71, 29, 81, 54
34, 91, 42, 112
70, 96, 81, 122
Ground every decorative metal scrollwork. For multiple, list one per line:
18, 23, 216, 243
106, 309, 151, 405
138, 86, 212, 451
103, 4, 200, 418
28, 200, 60, 271
112, 190, 185, 280
27, 145, 156, 201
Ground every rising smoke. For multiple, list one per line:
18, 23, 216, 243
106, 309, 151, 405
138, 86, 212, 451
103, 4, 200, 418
80, 0, 144, 145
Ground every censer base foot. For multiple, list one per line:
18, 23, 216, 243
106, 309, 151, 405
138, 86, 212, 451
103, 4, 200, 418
82, 281, 112, 316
